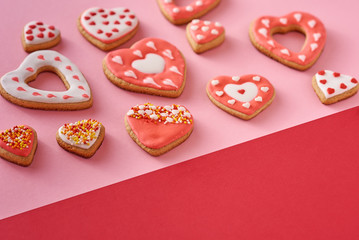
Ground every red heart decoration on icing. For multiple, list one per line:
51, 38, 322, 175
125, 103, 194, 156
206, 74, 276, 120
103, 38, 186, 97
23, 20, 60, 52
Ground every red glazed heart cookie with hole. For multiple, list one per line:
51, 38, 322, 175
56, 119, 105, 158
103, 38, 186, 98
22, 21, 61, 52
0, 50, 92, 110
0, 125, 37, 167
186, 19, 225, 53
249, 11, 326, 70
312, 70, 359, 104
125, 103, 194, 156
156, 0, 221, 25
78, 7, 139, 51
206, 75, 275, 120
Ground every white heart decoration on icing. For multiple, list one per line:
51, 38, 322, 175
224, 82, 259, 102
261, 19, 270, 28
131, 53, 165, 74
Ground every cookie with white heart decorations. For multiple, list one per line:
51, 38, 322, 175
186, 19, 225, 53
206, 75, 275, 120
78, 7, 139, 51
103, 38, 186, 98
0, 50, 93, 110
249, 11, 326, 70
22, 21, 61, 52
56, 119, 105, 158
156, 0, 221, 25
125, 103, 194, 156
0, 125, 37, 167
312, 70, 359, 104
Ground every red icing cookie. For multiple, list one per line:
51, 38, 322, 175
125, 103, 194, 156
0, 125, 37, 167
103, 38, 186, 98
156, 0, 221, 25
206, 75, 276, 120
249, 12, 326, 70
78, 7, 139, 51
186, 19, 225, 53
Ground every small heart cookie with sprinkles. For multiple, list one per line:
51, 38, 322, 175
249, 11, 326, 70
186, 19, 225, 53
125, 103, 194, 156
0, 50, 92, 110
103, 38, 186, 98
56, 119, 105, 158
77, 7, 139, 51
0, 125, 37, 167
206, 75, 275, 120
312, 70, 359, 104
156, 0, 221, 25
22, 21, 61, 52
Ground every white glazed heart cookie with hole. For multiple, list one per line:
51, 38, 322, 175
249, 11, 326, 70
0, 50, 93, 110
78, 7, 139, 51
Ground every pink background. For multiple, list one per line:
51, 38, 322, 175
0, 0, 358, 220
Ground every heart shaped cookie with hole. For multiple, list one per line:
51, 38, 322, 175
0, 50, 92, 110
0, 125, 37, 167
207, 75, 275, 120
125, 103, 194, 156
312, 70, 359, 104
78, 7, 139, 51
249, 11, 326, 70
22, 21, 61, 52
103, 38, 186, 98
56, 119, 105, 158
186, 19, 225, 53
156, 0, 221, 25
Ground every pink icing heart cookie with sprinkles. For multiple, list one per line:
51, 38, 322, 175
78, 7, 139, 51
186, 19, 225, 53
0, 50, 92, 110
125, 103, 194, 156
156, 0, 221, 25
56, 119, 105, 158
249, 12, 326, 70
0, 125, 37, 167
22, 21, 61, 52
103, 38, 186, 98
206, 75, 275, 120
312, 70, 359, 105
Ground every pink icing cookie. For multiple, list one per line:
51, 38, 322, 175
103, 38, 186, 98
125, 103, 194, 156
78, 7, 139, 51
0, 50, 93, 110
249, 11, 326, 70
22, 21, 61, 52
156, 0, 221, 25
312, 70, 359, 104
186, 19, 225, 53
206, 75, 276, 120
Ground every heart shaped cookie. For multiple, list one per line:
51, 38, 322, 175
0, 125, 37, 167
186, 19, 225, 53
103, 38, 186, 98
312, 70, 359, 104
22, 21, 61, 52
156, 0, 221, 25
56, 119, 105, 158
249, 11, 326, 70
0, 50, 92, 110
206, 75, 275, 120
125, 103, 194, 156
78, 7, 139, 51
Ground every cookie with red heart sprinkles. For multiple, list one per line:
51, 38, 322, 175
312, 70, 359, 104
78, 7, 139, 51
0, 125, 37, 167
